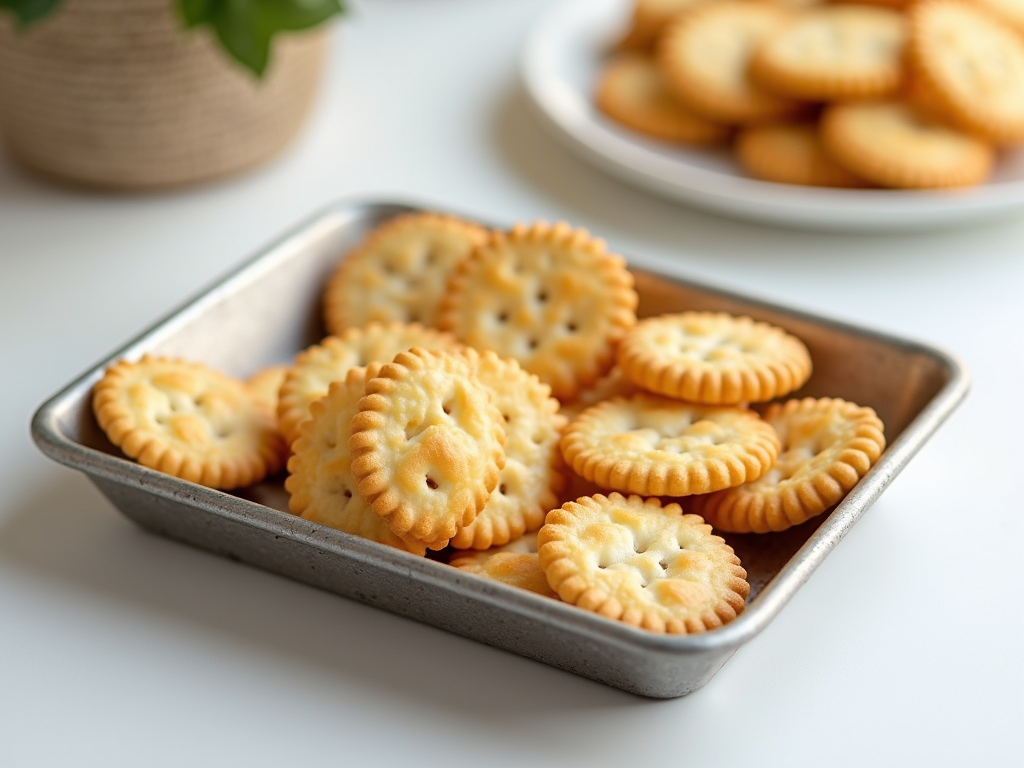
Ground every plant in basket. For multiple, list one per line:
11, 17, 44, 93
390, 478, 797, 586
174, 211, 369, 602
0, 0, 347, 188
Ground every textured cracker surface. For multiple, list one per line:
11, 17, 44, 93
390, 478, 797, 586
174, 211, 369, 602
537, 494, 749, 634
691, 397, 886, 532
560, 393, 780, 497
92, 356, 286, 490
349, 348, 505, 549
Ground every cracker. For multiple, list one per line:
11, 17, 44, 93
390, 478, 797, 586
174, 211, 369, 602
617, 311, 812, 404
438, 221, 638, 402
448, 351, 567, 550
750, 6, 907, 101
537, 493, 749, 633
246, 364, 290, 414
736, 121, 871, 187
691, 397, 886, 532
285, 364, 427, 555
349, 347, 506, 550
973, 0, 1024, 38
820, 100, 994, 189
558, 365, 640, 422
448, 533, 558, 599
560, 393, 780, 497
92, 356, 287, 490
908, 0, 1024, 144
596, 52, 731, 145
657, 2, 805, 125
619, 0, 711, 51
322, 212, 490, 334
276, 322, 459, 447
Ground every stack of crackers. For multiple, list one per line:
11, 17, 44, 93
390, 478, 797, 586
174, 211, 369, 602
598, 0, 1024, 188
91, 211, 886, 636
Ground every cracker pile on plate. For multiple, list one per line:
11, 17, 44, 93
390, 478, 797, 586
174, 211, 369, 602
598, 0, 1024, 189
91, 211, 886, 636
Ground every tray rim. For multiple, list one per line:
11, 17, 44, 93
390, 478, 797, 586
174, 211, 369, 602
29, 196, 972, 660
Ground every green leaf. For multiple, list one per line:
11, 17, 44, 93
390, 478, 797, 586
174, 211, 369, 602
257, 0, 343, 32
212, 0, 274, 77
179, 0, 215, 28
178, 0, 346, 78
0, 0, 64, 28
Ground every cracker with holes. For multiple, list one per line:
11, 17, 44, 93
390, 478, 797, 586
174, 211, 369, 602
908, 0, 1024, 145
820, 100, 994, 189
449, 533, 558, 598
323, 212, 489, 334
246, 364, 290, 415
657, 2, 805, 125
561, 392, 780, 497
749, 6, 907, 101
691, 397, 886, 532
596, 52, 731, 145
449, 351, 566, 550
285, 364, 427, 555
438, 221, 638, 402
277, 322, 460, 446
617, 311, 812, 404
537, 493, 749, 633
735, 122, 871, 188
92, 356, 287, 490
349, 347, 506, 550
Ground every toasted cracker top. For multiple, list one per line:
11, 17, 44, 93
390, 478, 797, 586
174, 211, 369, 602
349, 347, 506, 549
537, 493, 749, 634
438, 221, 637, 401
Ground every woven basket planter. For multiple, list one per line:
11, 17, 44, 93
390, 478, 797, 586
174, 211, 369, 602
0, 0, 330, 189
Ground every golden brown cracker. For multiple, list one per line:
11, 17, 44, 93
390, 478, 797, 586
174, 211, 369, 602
736, 122, 872, 187
537, 493, 749, 633
597, 52, 731, 144
93, 356, 287, 490
349, 347, 506, 550
448, 351, 567, 550
560, 393, 780, 497
285, 364, 427, 555
691, 397, 886, 532
323, 212, 489, 334
276, 322, 459, 447
438, 221, 638, 402
820, 99, 994, 188
617, 311, 812, 405
658, 2, 806, 124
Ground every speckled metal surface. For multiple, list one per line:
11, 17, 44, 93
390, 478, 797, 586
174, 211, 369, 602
31, 199, 969, 698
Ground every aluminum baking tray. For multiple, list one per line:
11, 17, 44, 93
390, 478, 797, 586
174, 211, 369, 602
31, 198, 969, 698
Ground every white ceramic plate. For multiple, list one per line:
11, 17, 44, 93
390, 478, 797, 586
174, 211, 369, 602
520, 0, 1024, 231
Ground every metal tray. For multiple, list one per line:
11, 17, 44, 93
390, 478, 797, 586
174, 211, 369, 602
31, 199, 970, 698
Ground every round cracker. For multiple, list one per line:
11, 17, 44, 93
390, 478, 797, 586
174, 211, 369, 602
596, 52, 731, 144
448, 533, 559, 599
658, 1, 805, 124
908, 0, 1024, 144
276, 322, 459, 447
820, 99, 994, 189
92, 356, 287, 490
438, 221, 638, 402
285, 364, 427, 555
735, 122, 871, 187
617, 311, 812, 405
690, 397, 886, 532
750, 6, 907, 101
448, 351, 567, 551
349, 347, 506, 550
560, 393, 780, 497
323, 212, 489, 334
537, 493, 750, 634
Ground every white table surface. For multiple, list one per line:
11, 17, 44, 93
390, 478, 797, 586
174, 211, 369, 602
2, 1, 1021, 765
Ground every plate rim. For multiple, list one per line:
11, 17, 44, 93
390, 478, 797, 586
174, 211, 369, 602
520, 0, 1024, 231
